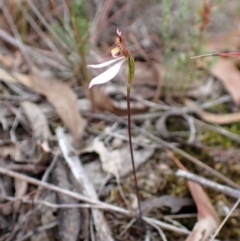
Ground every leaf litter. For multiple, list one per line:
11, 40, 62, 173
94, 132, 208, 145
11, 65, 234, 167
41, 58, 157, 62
0, 1, 240, 241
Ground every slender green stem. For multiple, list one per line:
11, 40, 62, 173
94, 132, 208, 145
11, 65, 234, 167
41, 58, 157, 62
126, 87, 142, 219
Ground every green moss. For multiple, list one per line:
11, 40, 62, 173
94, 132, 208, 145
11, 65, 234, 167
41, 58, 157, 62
202, 130, 233, 147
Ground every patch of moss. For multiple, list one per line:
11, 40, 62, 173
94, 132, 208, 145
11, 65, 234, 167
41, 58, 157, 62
202, 129, 234, 148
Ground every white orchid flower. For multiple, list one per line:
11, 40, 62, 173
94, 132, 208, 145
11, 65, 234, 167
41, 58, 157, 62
87, 56, 126, 88
88, 28, 133, 89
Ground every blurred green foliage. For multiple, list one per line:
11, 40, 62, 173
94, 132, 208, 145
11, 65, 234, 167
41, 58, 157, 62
159, 0, 210, 93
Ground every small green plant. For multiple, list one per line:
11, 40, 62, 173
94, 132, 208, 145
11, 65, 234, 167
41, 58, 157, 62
87, 29, 143, 219
50, 0, 90, 85
159, 0, 211, 95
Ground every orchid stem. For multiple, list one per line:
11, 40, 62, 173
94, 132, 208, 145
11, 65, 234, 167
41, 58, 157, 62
126, 85, 142, 220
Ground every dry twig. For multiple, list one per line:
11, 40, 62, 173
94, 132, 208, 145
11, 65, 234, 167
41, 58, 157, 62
56, 127, 114, 241
0, 166, 190, 235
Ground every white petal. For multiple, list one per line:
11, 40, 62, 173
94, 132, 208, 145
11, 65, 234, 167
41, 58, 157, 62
117, 28, 121, 36
89, 59, 126, 88
87, 56, 125, 69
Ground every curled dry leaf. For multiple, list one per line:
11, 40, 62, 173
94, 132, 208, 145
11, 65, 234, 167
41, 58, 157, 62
80, 138, 122, 176
119, 147, 154, 177
166, 149, 220, 241
206, 28, 240, 105
140, 195, 194, 215
83, 161, 106, 189
0, 68, 86, 143
21, 101, 51, 140
21, 101, 51, 164
80, 138, 154, 182
211, 58, 240, 105
185, 99, 240, 124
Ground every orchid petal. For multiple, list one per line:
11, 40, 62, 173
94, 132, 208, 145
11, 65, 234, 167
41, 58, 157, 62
89, 58, 126, 88
87, 56, 125, 69
117, 28, 121, 36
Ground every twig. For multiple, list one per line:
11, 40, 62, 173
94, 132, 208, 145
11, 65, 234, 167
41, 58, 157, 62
0, 29, 68, 71
81, 111, 240, 189
209, 198, 240, 241
34, 154, 59, 201
119, 218, 136, 237
10, 117, 19, 142
4, 164, 46, 174
1, 2, 33, 69
145, 218, 168, 241
16, 0, 68, 66
194, 118, 240, 143
0, 193, 103, 209
0, 166, 190, 235
0, 165, 126, 212
56, 127, 114, 241
175, 169, 240, 199
26, 0, 71, 52
144, 230, 151, 241
16, 221, 58, 241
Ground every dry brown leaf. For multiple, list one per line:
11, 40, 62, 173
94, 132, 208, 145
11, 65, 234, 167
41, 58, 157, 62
185, 99, 240, 124
130, 61, 159, 87
21, 101, 51, 140
30, 74, 86, 143
186, 216, 219, 241
140, 195, 194, 215
205, 25, 240, 105
124, 61, 162, 100
0, 53, 15, 68
21, 101, 51, 164
0, 68, 86, 143
119, 147, 154, 177
207, 30, 240, 52
80, 138, 154, 177
0, 68, 31, 87
0, 142, 24, 162
82, 146, 154, 188
166, 149, 220, 241
211, 59, 240, 105
80, 138, 122, 176
86, 85, 148, 115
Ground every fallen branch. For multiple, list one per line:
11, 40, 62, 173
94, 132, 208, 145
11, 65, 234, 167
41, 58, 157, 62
56, 127, 113, 241
175, 169, 240, 199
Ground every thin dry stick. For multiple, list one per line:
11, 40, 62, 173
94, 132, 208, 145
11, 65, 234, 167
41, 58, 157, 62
83, 111, 240, 189
26, 0, 71, 52
1, 3, 32, 69
0, 193, 102, 209
0, 29, 67, 71
209, 198, 240, 241
16, 221, 58, 241
16, 0, 68, 66
56, 127, 114, 241
34, 154, 59, 201
175, 169, 240, 199
145, 219, 168, 241
0, 166, 190, 235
